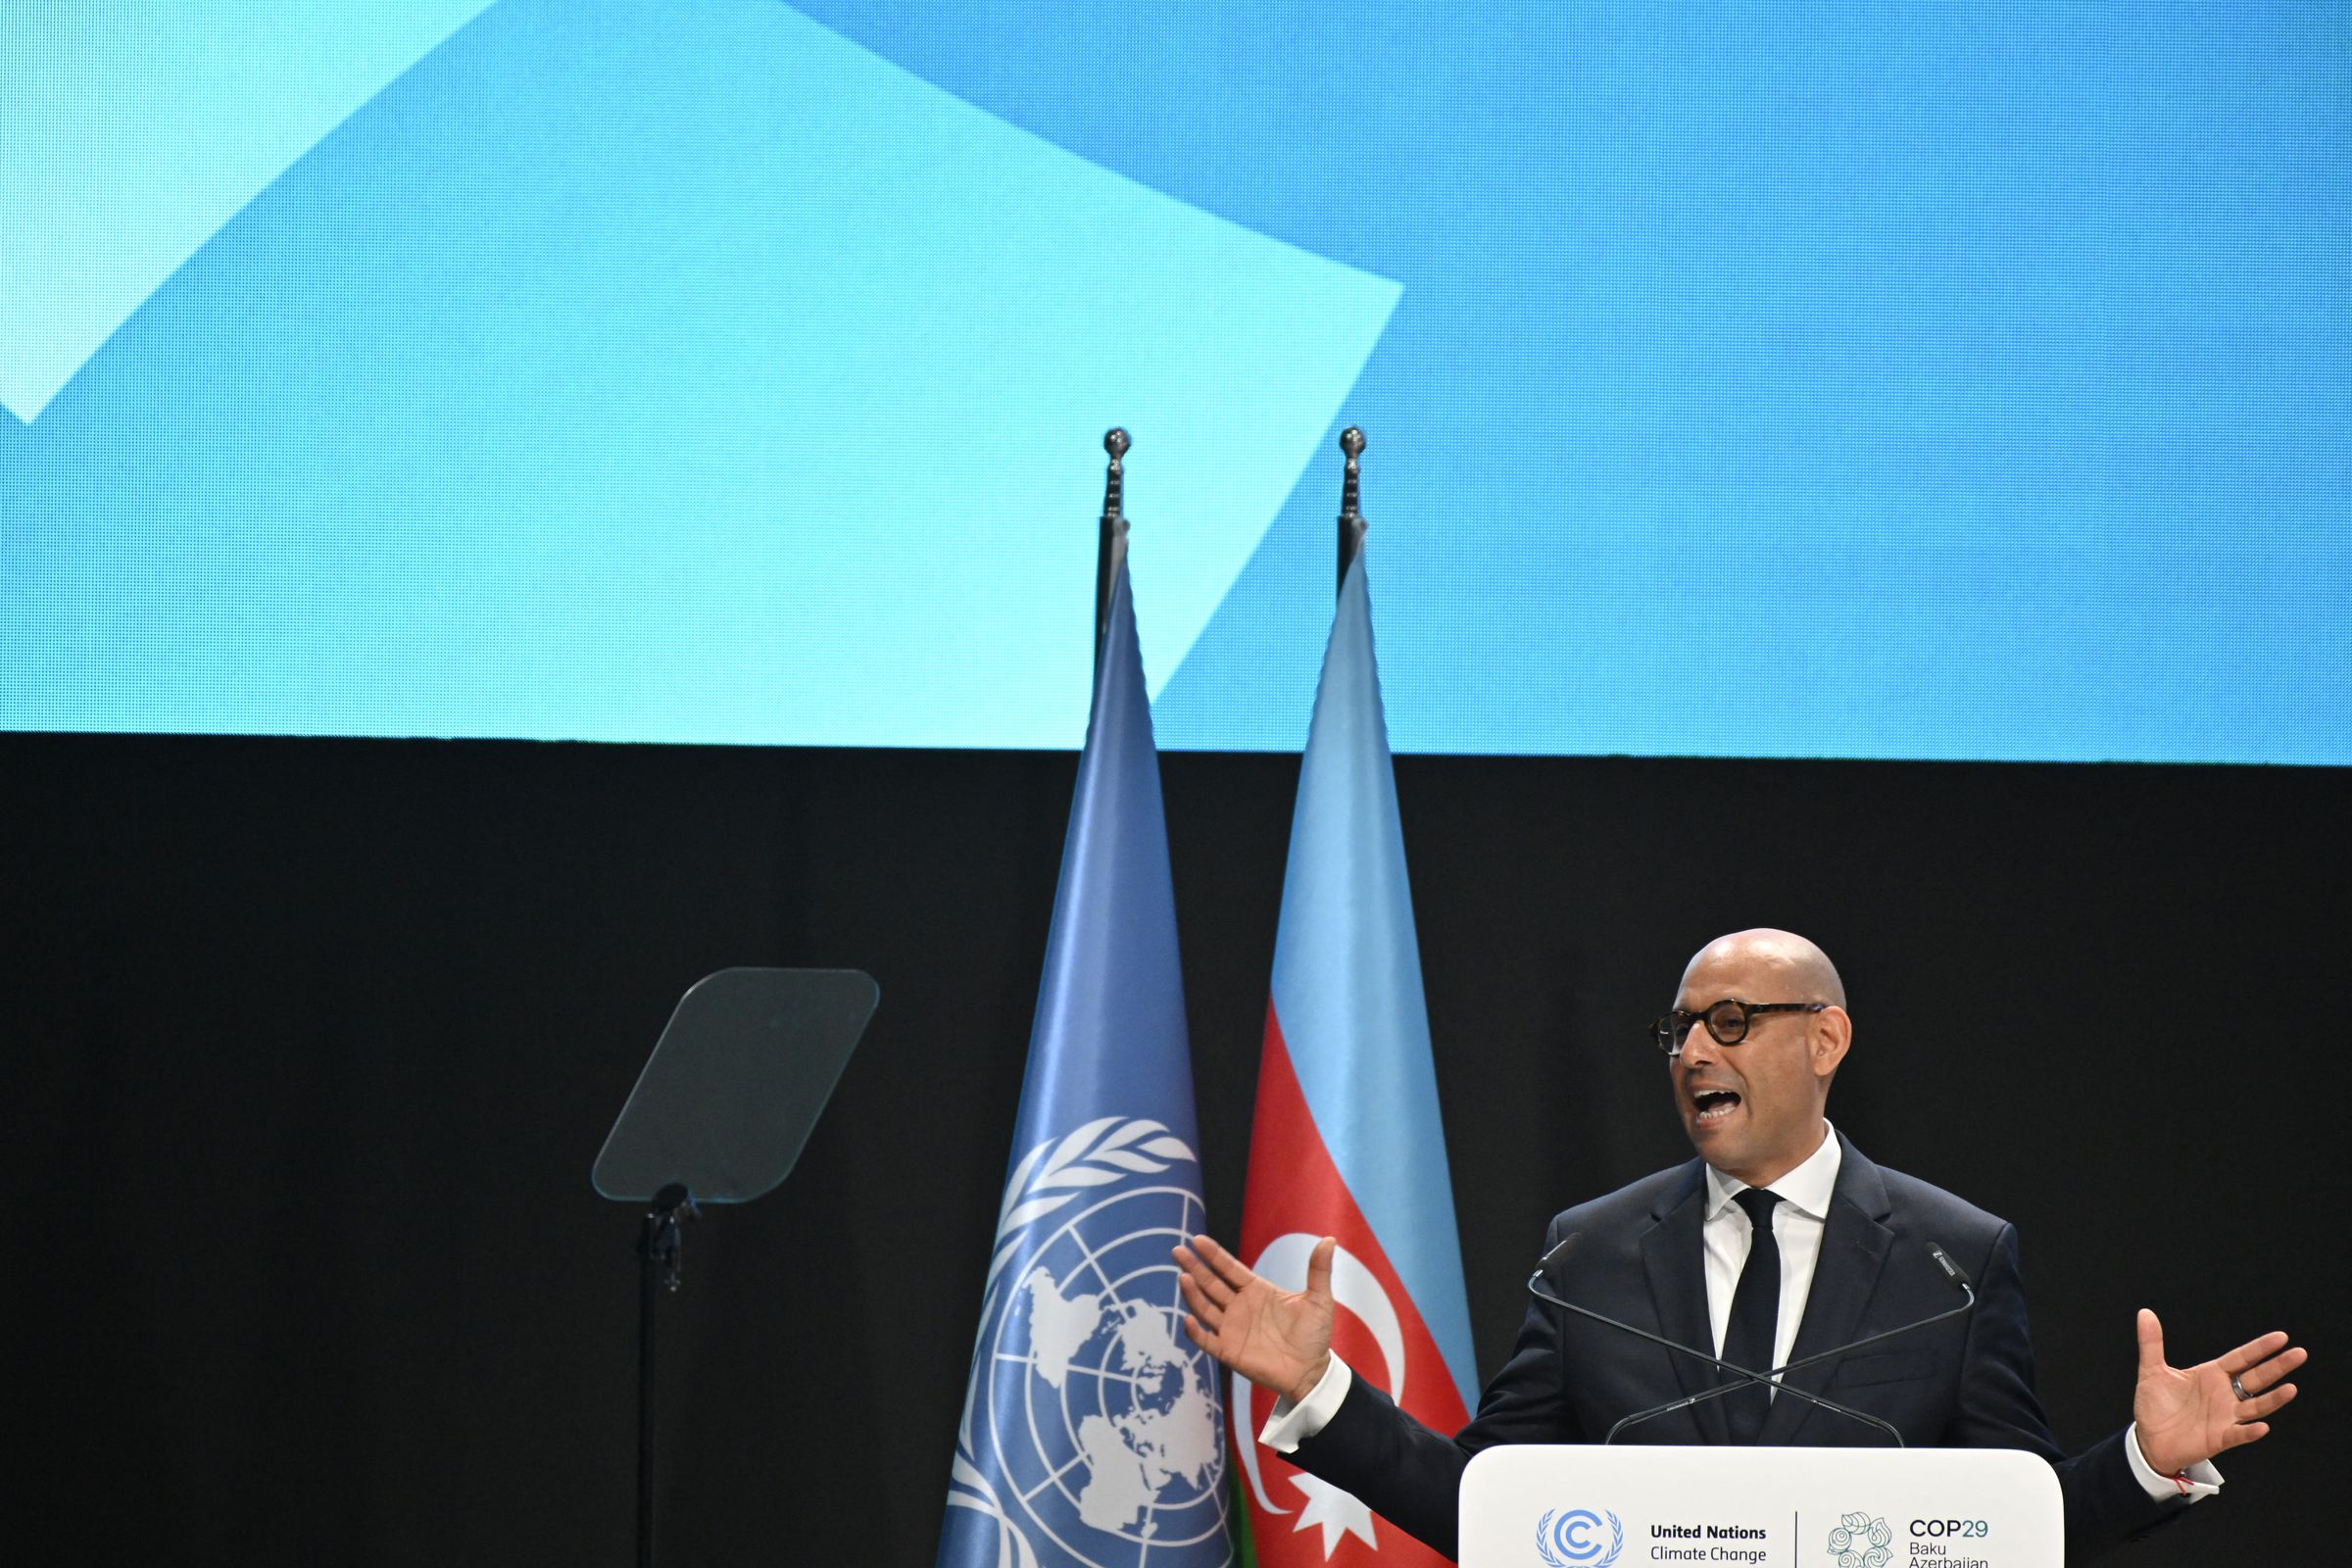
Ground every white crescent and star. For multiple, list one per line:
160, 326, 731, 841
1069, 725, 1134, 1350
1231, 1233, 1405, 1557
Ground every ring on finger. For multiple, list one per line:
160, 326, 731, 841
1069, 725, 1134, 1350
2230, 1374, 2249, 1402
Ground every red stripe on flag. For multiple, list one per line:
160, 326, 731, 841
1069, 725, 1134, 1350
1234, 1002, 1469, 1567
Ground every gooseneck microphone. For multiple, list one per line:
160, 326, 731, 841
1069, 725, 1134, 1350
1526, 1232, 1977, 1446
1526, 1234, 1901, 1446
1751, 1242, 1979, 1381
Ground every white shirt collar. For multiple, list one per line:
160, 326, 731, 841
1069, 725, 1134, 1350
1704, 1118, 1841, 1222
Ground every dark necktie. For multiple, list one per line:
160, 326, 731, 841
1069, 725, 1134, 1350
1721, 1187, 1785, 1444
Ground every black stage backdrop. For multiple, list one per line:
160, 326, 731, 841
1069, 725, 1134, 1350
7, 731, 2337, 1564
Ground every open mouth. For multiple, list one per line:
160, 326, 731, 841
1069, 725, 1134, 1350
1691, 1090, 1741, 1126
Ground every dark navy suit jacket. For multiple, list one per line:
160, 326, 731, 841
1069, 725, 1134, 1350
1290, 1135, 2182, 1561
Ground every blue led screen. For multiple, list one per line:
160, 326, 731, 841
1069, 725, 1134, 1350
4, 2, 2346, 762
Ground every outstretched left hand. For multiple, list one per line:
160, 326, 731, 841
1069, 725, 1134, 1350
2132, 1308, 2307, 1477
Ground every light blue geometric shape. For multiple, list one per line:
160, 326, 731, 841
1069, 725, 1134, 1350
0, 0, 498, 422
22, 2, 2330, 761
0, 0, 1398, 745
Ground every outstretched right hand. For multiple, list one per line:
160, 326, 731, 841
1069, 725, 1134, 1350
1172, 1232, 1337, 1406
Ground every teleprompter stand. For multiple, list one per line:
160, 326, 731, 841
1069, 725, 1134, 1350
592, 967, 879, 1568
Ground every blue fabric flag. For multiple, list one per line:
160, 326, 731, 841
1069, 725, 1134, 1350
937, 562, 1231, 1568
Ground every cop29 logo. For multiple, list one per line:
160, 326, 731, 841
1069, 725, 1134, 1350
1536, 1507, 1624, 1568
1827, 1509, 1893, 1568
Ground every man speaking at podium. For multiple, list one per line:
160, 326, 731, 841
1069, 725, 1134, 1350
1174, 929, 2305, 1561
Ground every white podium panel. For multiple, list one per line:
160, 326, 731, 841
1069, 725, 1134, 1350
1459, 1446, 2061, 1568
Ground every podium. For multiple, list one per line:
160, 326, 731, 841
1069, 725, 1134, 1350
1460, 1446, 2061, 1567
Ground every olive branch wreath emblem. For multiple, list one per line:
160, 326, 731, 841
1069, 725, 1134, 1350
1536, 1507, 1624, 1568
944, 1115, 1204, 1565
982, 1114, 1199, 1289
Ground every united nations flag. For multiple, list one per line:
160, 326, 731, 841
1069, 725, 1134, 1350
934, 560, 1231, 1568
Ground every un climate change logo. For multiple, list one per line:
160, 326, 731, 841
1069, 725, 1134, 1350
1827, 1510, 1894, 1568
1536, 1507, 1624, 1568
948, 1117, 1229, 1568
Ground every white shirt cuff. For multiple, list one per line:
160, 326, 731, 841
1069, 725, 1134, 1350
1258, 1356, 1354, 1453
2125, 1421, 2222, 1502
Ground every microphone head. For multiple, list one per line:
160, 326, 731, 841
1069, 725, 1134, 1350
1540, 1230, 1583, 1274
1927, 1243, 1974, 1292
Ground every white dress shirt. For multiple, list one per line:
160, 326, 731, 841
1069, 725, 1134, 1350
1702, 1118, 1840, 1374
1258, 1120, 2216, 1503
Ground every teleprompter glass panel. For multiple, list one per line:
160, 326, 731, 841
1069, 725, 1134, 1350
592, 967, 878, 1203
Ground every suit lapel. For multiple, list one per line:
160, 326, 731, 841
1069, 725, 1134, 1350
1641, 1160, 1723, 1444
1760, 1135, 1894, 1446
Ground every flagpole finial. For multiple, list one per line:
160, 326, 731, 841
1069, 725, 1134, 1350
1097, 429, 1132, 665
1337, 426, 1367, 593
1102, 427, 1130, 527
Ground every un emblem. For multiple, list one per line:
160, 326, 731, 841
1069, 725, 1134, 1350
1536, 1507, 1624, 1568
946, 1117, 1230, 1568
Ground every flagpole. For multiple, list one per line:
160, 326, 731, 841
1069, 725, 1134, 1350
1337, 425, 1367, 592
937, 426, 1228, 1566
1096, 427, 1131, 669
1232, 416, 1482, 1562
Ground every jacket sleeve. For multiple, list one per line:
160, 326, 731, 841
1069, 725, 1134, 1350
1288, 1218, 1580, 1559
1950, 1223, 2186, 1560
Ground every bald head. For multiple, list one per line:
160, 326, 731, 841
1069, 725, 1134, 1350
1677, 929, 1846, 1011
1668, 929, 1852, 1185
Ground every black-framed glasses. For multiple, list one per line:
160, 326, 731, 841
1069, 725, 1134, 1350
1650, 1000, 1827, 1056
